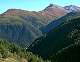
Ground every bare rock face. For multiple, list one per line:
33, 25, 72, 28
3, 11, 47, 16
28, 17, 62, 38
41, 4, 68, 22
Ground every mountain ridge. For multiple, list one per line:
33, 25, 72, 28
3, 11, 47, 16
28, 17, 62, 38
29, 12, 80, 62
0, 4, 80, 47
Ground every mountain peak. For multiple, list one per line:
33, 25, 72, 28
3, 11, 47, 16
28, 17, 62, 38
64, 5, 80, 12
41, 4, 68, 20
44, 4, 62, 10
47, 4, 54, 7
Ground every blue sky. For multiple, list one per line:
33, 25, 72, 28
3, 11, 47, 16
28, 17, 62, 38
0, 0, 80, 14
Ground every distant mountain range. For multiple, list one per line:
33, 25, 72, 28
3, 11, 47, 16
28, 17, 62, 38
0, 4, 80, 47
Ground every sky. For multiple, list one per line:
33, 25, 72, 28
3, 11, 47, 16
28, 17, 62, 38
0, 0, 80, 14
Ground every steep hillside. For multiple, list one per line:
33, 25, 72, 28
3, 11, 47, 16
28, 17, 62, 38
0, 39, 51, 62
29, 13, 80, 61
54, 41, 80, 62
0, 4, 79, 48
0, 16, 43, 47
0, 9, 45, 47
41, 12, 80, 33
0, 4, 68, 47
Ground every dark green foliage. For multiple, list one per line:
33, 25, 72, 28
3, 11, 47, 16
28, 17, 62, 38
29, 13, 80, 61
0, 39, 11, 58
54, 42, 80, 62
0, 39, 50, 62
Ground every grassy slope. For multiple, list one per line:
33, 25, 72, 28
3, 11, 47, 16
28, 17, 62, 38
0, 15, 43, 47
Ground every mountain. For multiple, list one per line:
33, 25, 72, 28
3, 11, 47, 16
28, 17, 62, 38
0, 15, 44, 47
41, 12, 80, 33
64, 5, 80, 12
0, 9, 46, 47
0, 4, 80, 62
29, 12, 80, 62
0, 4, 79, 48
0, 4, 68, 47
2, 4, 68, 24
41, 4, 68, 22
2, 9, 47, 25
41, 5, 80, 33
